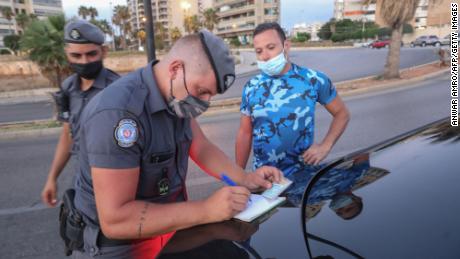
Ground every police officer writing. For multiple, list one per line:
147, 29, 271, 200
68, 30, 282, 258
41, 20, 119, 207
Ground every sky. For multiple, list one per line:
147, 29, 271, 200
62, 0, 335, 30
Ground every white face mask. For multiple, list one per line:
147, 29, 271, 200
257, 49, 288, 76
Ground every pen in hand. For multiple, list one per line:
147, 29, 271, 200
221, 173, 252, 203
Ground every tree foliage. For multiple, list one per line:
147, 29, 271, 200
3, 34, 21, 54
20, 14, 71, 87
202, 8, 218, 31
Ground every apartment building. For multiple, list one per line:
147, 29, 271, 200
335, 0, 452, 39
334, 0, 376, 22
214, 0, 280, 44
0, 0, 63, 47
127, 0, 208, 48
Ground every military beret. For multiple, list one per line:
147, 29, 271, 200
198, 29, 236, 94
64, 19, 105, 45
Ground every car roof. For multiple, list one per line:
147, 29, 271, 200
158, 118, 460, 259
304, 117, 460, 258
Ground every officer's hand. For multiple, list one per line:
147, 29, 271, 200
243, 166, 282, 192
204, 186, 250, 222
41, 179, 58, 207
302, 143, 331, 165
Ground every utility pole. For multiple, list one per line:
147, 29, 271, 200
143, 0, 156, 61
109, 1, 116, 51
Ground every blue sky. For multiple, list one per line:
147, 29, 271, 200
62, 0, 334, 30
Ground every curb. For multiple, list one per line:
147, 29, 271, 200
0, 66, 449, 140
234, 46, 355, 52
207, 66, 449, 108
338, 68, 449, 97
0, 88, 55, 99
0, 127, 61, 140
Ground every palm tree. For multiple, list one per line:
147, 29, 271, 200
88, 7, 98, 20
0, 6, 15, 33
184, 15, 200, 34
170, 27, 182, 44
112, 5, 131, 50
137, 29, 146, 45
153, 21, 168, 50
202, 8, 218, 31
363, 0, 416, 79
364, 0, 440, 79
90, 19, 112, 36
78, 6, 89, 20
20, 14, 71, 87
15, 13, 30, 31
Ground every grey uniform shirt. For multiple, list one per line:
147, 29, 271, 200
74, 61, 192, 227
61, 68, 120, 154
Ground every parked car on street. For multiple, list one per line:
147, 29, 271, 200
158, 117, 460, 259
441, 35, 451, 46
410, 35, 441, 47
370, 39, 390, 49
370, 39, 403, 49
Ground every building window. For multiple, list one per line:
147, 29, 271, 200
0, 28, 15, 34
32, 0, 62, 7
264, 8, 277, 15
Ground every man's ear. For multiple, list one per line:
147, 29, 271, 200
168, 60, 184, 80
284, 40, 291, 55
101, 45, 109, 59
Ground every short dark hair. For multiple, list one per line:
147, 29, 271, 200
253, 22, 286, 43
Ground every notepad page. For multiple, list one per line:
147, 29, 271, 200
234, 194, 286, 222
261, 177, 293, 200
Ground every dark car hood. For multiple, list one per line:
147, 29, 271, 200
159, 119, 460, 259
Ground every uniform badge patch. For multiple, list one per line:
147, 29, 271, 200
158, 178, 169, 196
70, 29, 81, 40
114, 119, 138, 148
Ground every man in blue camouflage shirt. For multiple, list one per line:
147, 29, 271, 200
236, 22, 350, 179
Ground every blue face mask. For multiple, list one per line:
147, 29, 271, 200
257, 49, 287, 76
329, 194, 354, 211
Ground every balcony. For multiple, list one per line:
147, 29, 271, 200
217, 20, 255, 35
218, 4, 255, 19
214, 0, 248, 9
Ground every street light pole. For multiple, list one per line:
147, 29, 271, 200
143, 0, 156, 61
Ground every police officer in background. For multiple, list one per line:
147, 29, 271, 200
66, 30, 282, 258
41, 20, 119, 207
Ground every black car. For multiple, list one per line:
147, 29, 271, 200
158, 118, 460, 259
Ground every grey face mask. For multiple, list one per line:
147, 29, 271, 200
168, 67, 210, 118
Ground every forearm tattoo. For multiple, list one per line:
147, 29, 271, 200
138, 202, 149, 238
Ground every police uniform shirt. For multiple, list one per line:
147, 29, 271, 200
61, 68, 119, 154
74, 61, 191, 224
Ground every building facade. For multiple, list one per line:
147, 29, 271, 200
127, 0, 210, 49
334, 0, 376, 23
335, 0, 452, 40
292, 22, 324, 41
214, 0, 280, 44
0, 0, 63, 47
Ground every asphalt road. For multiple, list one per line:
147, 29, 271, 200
0, 71, 450, 258
0, 47, 440, 124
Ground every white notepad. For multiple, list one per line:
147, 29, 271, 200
233, 194, 286, 222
